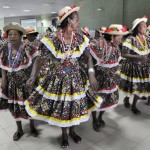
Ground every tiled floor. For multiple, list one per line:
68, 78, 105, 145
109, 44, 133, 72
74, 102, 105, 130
1, 92, 150, 150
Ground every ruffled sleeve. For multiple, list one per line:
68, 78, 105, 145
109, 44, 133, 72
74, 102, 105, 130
40, 33, 90, 59
123, 36, 149, 55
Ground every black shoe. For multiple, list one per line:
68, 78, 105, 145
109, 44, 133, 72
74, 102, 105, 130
131, 107, 141, 115
92, 120, 100, 132
124, 99, 130, 108
141, 96, 147, 100
31, 128, 38, 137
61, 139, 69, 148
98, 120, 105, 128
69, 133, 82, 143
13, 131, 24, 141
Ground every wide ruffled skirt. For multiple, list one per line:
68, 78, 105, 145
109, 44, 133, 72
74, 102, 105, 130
119, 59, 150, 97
25, 62, 103, 127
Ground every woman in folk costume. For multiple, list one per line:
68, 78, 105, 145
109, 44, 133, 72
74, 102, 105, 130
24, 6, 103, 148
90, 24, 129, 131
119, 16, 150, 114
0, 23, 39, 141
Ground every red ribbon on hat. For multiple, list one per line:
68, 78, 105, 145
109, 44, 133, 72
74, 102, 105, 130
83, 27, 89, 35
27, 28, 35, 33
121, 26, 127, 32
59, 6, 77, 19
143, 15, 148, 19
105, 28, 114, 33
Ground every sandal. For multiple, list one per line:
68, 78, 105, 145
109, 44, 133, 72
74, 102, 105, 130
70, 133, 82, 143
140, 96, 147, 100
98, 120, 105, 128
131, 107, 141, 115
31, 128, 38, 137
13, 131, 24, 141
61, 139, 69, 148
124, 99, 130, 108
92, 120, 100, 132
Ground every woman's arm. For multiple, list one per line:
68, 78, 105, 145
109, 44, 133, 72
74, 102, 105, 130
122, 53, 148, 62
83, 48, 98, 91
26, 56, 45, 89
1, 69, 7, 90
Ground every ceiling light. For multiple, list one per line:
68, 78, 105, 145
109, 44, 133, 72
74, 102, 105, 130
43, 3, 50, 6
2, 5, 10, 9
51, 12, 57, 14
23, 9, 31, 12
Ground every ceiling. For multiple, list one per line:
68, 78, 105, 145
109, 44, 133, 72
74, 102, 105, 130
0, 0, 74, 18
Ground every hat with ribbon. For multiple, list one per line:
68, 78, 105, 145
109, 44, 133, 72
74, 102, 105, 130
26, 27, 38, 35
102, 24, 129, 35
99, 26, 107, 33
81, 27, 90, 35
58, 6, 80, 25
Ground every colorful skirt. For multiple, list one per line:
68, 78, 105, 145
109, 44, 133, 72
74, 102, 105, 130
0, 78, 29, 120
94, 66, 119, 111
25, 64, 103, 127
119, 59, 150, 97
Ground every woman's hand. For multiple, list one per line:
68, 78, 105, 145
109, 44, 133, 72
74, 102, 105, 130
89, 74, 99, 91
26, 76, 36, 90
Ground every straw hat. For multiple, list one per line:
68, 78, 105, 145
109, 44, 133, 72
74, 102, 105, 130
58, 6, 80, 25
81, 27, 90, 35
3, 22, 26, 35
99, 26, 107, 33
26, 27, 38, 35
103, 24, 129, 35
131, 16, 148, 31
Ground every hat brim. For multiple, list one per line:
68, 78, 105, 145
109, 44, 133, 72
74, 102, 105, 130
26, 31, 39, 35
58, 6, 80, 25
81, 27, 89, 35
131, 18, 147, 31
3, 25, 26, 35
104, 31, 130, 35
99, 30, 105, 33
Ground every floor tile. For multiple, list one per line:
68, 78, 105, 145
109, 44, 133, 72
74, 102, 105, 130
96, 133, 137, 150
0, 130, 12, 145
0, 142, 20, 150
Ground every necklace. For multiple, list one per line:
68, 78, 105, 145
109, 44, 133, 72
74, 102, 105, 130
61, 31, 75, 62
136, 35, 148, 49
8, 43, 22, 69
98, 39, 113, 64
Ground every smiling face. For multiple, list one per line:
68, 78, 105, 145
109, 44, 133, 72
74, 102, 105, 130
138, 21, 147, 35
68, 12, 80, 32
8, 30, 22, 45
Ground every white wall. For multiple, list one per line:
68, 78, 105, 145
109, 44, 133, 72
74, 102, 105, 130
3, 15, 52, 34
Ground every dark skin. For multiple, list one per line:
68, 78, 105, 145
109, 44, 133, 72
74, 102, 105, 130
123, 21, 150, 112
26, 33, 37, 42
26, 12, 98, 148
1, 29, 38, 141
92, 34, 124, 132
